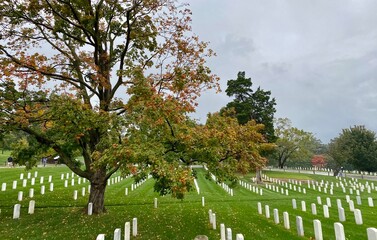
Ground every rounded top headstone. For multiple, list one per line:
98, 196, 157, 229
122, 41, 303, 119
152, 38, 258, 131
194, 235, 208, 240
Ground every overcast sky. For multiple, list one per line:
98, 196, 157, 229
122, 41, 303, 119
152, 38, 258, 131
186, 0, 377, 143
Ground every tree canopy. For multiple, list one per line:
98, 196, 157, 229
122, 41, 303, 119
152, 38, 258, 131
328, 125, 377, 173
272, 118, 319, 168
0, 0, 219, 214
223, 71, 276, 142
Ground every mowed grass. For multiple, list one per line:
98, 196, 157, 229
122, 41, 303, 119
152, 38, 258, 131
0, 166, 377, 239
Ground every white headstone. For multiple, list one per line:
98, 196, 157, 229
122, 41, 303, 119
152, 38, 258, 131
337, 199, 342, 208
267, 206, 276, 223
18, 191, 23, 201
125, 188, 128, 196
301, 201, 306, 212
212, 213, 216, 230
154, 198, 158, 208
323, 205, 330, 218
220, 224, 226, 240
311, 203, 317, 215
338, 207, 346, 222
64, 180, 68, 188
1, 183, 6, 191
257, 202, 262, 214
317, 196, 322, 205
49, 183, 54, 191
41, 185, 45, 195
73, 190, 78, 200
88, 202, 93, 215
13, 204, 21, 219
296, 216, 304, 236
114, 228, 121, 240
367, 228, 377, 240
22, 179, 27, 187
202, 197, 205, 207
368, 197, 374, 207
235, 234, 244, 240
40, 177, 44, 184
124, 221, 130, 240
265, 205, 270, 218
132, 218, 137, 236
96, 234, 105, 240
354, 209, 363, 225
292, 199, 297, 209
349, 200, 355, 212
28, 200, 35, 214
31, 178, 35, 186
326, 197, 332, 207
313, 219, 323, 240
356, 196, 362, 205
12, 181, 17, 189
20, 173, 24, 179
226, 228, 232, 240
29, 188, 34, 198
334, 222, 345, 240
48, 175, 52, 182
283, 212, 290, 229
82, 187, 86, 196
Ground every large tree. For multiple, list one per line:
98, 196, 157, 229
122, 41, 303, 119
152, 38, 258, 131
223, 71, 276, 142
272, 118, 319, 168
222, 71, 276, 182
328, 125, 377, 174
0, 1, 218, 214
193, 110, 275, 183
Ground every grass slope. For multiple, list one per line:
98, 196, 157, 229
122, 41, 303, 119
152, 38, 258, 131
0, 166, 376, 239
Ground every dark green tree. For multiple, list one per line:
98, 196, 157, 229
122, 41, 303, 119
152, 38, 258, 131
223, 71, 276, 142
328, 125, 377, 173
222, 71, 277, 183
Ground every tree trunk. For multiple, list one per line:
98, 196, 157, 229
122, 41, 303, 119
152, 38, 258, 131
88, 169, 107, 214
278, 161, 284, 169
255, 169, 262, 184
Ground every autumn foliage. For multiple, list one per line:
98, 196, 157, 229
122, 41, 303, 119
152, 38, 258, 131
0, 0, 268, 214
311, 155, 327, 168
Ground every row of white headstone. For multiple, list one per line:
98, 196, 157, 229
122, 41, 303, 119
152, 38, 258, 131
12, 200, 36, 219
264, 174, 377, 197
208, 209, 244, 240
239, 180, 263, 196
258, 201, 377, 239
96, 218, 138, 240
9, 184, 55, 202
268, 166, 377, 177
4, 171, 129, 220
1, 176, 53, 191
208, 172, 234, 196
291, 197, 364, 224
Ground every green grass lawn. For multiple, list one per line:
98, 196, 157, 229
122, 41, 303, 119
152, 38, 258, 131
1, 166, 376, 239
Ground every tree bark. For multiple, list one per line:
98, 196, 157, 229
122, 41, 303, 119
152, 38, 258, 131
89, 168, 108, 214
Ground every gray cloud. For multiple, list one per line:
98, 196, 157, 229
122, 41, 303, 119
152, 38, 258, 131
188, 0, 377, 143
